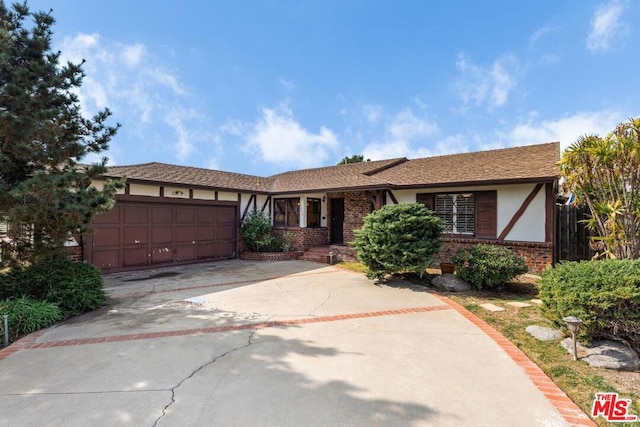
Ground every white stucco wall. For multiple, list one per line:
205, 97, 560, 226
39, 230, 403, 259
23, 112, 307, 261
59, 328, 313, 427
129, 183, 159, 197
218, 191, 238, 202
165, 186, 190, 199
387, 183, 547, 243
192, 189, 216, 200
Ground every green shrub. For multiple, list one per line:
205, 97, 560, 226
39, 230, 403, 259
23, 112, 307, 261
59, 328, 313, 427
538, 259, 640, 347
0, 297, 61, 340
453, 244, 528, 290
0, 259, 105, 319
353, 203, 444, 280
240, 209, 273, 252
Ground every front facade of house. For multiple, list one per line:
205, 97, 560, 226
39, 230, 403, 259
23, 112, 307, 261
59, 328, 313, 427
85, 142, 559, 273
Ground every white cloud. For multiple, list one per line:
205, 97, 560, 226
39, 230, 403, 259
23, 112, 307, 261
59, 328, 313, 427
454, 53, 518, 108
587, 0, 628, 52
56, 33, 214, 165
278, 77, 295, 91
362, 104, 384, 123
362, 108, 440, 160
493, 110, 623, 151
242, 103, 339, 168
528, 25, 555, 46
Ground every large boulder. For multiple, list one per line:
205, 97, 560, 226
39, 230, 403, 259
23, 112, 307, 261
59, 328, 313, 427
526, 325, 563, 342
431, 274, 472, 292
561, 338, 640, 371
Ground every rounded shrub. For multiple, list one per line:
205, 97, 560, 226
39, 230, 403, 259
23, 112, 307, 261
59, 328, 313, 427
538, 259, 640, 348
453, 244, 528, 290
240, 209, 273, 252
353, 203, 444, 280
0, 259, 105, 319
0, 297, 61, 340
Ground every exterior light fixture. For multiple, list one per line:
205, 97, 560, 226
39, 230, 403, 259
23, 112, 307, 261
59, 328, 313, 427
173, 190, 184, 196
322, 196, 326, 203
563, 316, 583, 361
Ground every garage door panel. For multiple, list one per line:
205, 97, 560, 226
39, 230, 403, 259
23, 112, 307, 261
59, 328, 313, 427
93, 206, 120, 224
151, 246, 173, 264
215, 242, 234, 257
92, 227, 120, 247
124, 205, 148, 224
216, 207, 235, 221
175, 226, 196, 242
215, 224, 235, 239
92, 249, 120, 269
197, 243, 215, 259
123, 247, 148, 266
175, 245, 195, 261
90, 200, 237, 272
152, 206, 173, 224
123, 227, 148, 245
197, 207, 215, 223
196, 226, 214, 240
152, 227, 173, 244
176, 207, 195, 223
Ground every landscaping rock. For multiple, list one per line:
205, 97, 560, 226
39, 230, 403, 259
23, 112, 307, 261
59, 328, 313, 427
431, 274, 472, 292
479, 303, 505, 312
526, 325, 563, 341
561, 338, 640, 371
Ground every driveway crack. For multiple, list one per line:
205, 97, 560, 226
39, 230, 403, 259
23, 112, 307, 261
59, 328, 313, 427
308, 291, 331, 317
151, 329, 257, 427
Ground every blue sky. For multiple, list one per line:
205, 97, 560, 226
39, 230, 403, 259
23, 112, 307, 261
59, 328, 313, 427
26, 0, 640, 176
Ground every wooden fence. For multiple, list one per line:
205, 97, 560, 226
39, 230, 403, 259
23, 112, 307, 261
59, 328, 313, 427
555, 204, 595, 263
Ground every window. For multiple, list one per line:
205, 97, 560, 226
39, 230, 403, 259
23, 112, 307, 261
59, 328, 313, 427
307, 198, 321, 227
435, 193, 475, 235
274, 198, 300, 227
417, 191, 497, 238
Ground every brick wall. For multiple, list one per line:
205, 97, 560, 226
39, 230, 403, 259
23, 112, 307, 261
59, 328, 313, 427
65, 246, 83, 262
437, 237, 553, 274
272, 227, 329, 251
239, 227, 329, 253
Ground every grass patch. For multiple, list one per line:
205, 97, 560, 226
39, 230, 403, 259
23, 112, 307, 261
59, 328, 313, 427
336, 262, 640, 426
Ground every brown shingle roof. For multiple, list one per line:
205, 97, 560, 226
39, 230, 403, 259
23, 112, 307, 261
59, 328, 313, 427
374, 142, 560, 187
100, 143, 560, 194
103, 162, 273, 192
268, 158, 407, 193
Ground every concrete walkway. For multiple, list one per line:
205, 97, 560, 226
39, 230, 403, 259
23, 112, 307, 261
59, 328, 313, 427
0, 260, 593, 426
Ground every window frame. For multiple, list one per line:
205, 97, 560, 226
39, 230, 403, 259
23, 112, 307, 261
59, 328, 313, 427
273, 197, 300, 227
435, 193, 475, 235
306, 198, 321, 228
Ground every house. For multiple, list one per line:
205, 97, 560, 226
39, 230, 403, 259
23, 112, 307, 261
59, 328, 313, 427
86, 142, 560, 274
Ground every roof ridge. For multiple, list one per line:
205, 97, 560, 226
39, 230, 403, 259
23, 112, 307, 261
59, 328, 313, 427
408, 141, 560, 162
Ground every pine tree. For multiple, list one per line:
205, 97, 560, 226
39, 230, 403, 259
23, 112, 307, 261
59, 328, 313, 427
0, 2, 123, 263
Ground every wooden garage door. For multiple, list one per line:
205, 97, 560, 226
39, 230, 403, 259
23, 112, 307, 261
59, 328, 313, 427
86, 201, 237, 272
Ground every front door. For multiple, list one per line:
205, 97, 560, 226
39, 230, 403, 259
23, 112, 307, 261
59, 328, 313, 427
330, 198, 344, 244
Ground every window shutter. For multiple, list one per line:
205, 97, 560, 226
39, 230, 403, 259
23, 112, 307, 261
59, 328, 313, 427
475, 191, 497, 239
416, 193, 435, 211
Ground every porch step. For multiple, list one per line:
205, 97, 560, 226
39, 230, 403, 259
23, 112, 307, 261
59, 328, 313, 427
299, 245, 357, 264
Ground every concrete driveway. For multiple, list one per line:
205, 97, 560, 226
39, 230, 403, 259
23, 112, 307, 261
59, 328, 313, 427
0, 260, 592, 426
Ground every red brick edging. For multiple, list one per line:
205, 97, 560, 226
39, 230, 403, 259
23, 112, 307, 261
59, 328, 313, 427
432, 292, 596, 427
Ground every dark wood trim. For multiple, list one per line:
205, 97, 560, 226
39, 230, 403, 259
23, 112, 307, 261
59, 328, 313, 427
114, 194, 238, 206
241, 194, 256, 220
215, 191, 219, 201
261, 195, 271, 213
386, 190, 399, 204
159, 186, 165, 197
124, 183, 130, 195
497, 183, 544, 241
545, 182, 554, 243
189, 189, 193, 199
